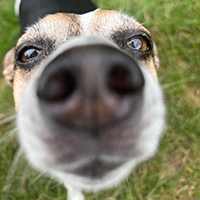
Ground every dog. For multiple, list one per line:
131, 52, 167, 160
3, 0, 165, 199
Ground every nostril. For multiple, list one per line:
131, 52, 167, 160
108, 65, 144, 96
37, 69, 77, 102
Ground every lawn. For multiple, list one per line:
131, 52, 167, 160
0, 0, 200, 199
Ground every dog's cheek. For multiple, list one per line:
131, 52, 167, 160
3, 48, 15, 86
140, 58, 158, 81
153, 43, 160, 70
13, 69, 34, 109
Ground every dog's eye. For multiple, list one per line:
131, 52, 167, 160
18, 47, 42, 62
127, 37, 148, 52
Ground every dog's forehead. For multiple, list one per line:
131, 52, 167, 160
16, 9, 150, 48
16, 13, 81, 48
85, 9, 150, 35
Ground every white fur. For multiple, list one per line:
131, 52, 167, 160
17, 36, 165, 200
80, 9, 97, 35
15, 0, 22, 16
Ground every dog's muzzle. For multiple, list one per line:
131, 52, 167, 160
37, 42, 144, 132
17, 37, 165, 191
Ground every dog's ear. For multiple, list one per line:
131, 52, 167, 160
3, 48, 15, 87
153, 43, 160, 70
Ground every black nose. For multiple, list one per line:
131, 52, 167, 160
37, 44, 144, 131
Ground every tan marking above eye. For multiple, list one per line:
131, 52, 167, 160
19, 47, 41, 62
127, 37, 148, 52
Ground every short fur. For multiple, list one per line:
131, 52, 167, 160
3, 1, 165, 200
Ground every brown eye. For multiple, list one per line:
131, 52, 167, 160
127, 37, 148, 52
19, 47, 41, 62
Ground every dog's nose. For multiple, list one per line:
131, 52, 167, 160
37, 44, 144, 131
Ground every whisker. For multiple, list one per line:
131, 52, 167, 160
0, 127, 18, 144
29, 171, 46, 185
50, 181, 63, 189
162, 80, 186, 89
3, 148, 23, 195
158, 74, 167, 82
0, 114, 16, 126
162, 77, 196, 89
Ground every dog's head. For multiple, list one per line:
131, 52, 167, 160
4, 10, 165, 192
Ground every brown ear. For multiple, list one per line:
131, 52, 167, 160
3, 48, 15, 87
153, 43, 160, 70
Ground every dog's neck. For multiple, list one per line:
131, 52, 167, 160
17, 0, 96, 34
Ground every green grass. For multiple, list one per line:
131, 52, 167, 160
0, 0, 200, 199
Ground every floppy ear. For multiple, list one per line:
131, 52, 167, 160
153, 43, 160, 70
3, 48, 15, 87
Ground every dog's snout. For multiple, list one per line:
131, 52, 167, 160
37, 68, 77, 102
37, 44, 144, 131
108, 65, 143, 96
